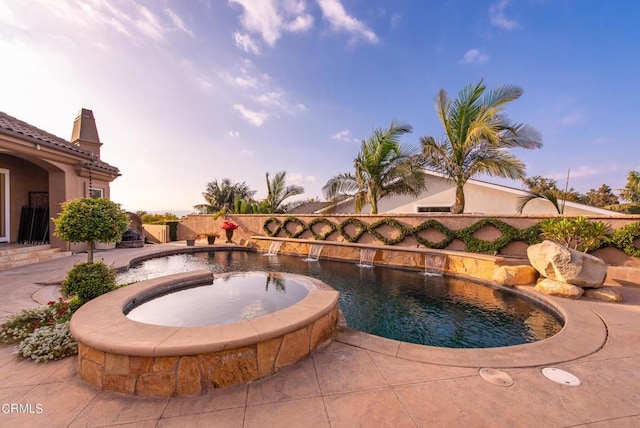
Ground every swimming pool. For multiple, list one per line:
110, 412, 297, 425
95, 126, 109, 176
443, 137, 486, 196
118, 251, 562, 348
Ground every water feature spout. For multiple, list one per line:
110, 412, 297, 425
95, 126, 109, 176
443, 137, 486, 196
423, 253, 446, 276
263, 241, 283, 256
303, 244, 323, 262
357, 248, 376, 268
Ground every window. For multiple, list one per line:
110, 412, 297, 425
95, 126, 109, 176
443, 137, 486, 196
89, 187, 104, 199
416, 206, 450, 213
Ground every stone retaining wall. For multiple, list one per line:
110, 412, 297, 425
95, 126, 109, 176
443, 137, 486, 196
77, 305, 338, 397
251, 237, 504, 283
71, 271, 340, 397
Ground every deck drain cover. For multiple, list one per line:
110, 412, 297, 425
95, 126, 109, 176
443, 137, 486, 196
542, 367, 581, 386
479, 368, 513, 386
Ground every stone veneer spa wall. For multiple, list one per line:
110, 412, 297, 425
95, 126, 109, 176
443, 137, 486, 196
71, 270, 339, 397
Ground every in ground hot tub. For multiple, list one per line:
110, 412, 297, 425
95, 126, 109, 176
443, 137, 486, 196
125, 271, 313, 327
70, 270, 339, 397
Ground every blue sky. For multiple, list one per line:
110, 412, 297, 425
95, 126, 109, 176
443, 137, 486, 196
1, 0, 639, 213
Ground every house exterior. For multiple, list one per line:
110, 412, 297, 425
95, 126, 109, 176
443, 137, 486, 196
0, 109, 120, 250
324, 170, 620, 216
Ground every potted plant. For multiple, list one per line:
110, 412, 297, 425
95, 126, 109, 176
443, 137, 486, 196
206, 233, 219, 245
221, 221, 238, 243
186, 235, 197, 246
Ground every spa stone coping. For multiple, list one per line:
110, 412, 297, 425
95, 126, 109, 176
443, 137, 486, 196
69, 270, 339, 358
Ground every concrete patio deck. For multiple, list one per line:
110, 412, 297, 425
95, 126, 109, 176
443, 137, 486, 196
1, 243, 639, 427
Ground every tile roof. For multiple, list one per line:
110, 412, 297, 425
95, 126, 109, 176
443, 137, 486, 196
0, 111, 119, 175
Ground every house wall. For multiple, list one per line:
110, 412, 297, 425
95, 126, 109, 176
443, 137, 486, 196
332, 175, 616, 216
0, 152, 113, 248
0, 154, 48, 241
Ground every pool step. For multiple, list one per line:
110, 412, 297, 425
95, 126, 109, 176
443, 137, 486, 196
0, 245, 71, 271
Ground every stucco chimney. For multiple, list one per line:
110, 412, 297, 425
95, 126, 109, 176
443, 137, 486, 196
71, 108, 102, 159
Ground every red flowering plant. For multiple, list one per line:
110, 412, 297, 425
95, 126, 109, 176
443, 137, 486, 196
221, 221, 239, 231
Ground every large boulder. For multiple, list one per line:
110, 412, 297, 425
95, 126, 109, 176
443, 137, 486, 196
535, 278, 584, 300
584, 287, 624, 303
492, 265, 539, 286
527, 240, 607, 288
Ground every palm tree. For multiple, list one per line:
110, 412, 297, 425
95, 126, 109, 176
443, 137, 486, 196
620, 170, 640, 205
194, 178, 255, 214
323, 120, 427, 214
420, 80, 542, 213
264, 171, 305, 213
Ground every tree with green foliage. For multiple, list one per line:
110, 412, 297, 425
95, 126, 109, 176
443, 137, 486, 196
53, 198, 129, 263
420, 80, 542, 213
194, 178, 255, 214
264, 171, 305, 213
136, 211, 180, 224
323, 120, 427, 214
619, 170, 640, 205
586, 184, 619, 208
517, 175, 587, 213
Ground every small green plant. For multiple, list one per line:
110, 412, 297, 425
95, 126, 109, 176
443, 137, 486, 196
538, 216, 610, 253
61, 262, 117, 302
15, 321, 77, 362
610, 222, 640, 257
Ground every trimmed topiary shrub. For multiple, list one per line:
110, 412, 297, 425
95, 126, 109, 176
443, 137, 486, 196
53, 197, 129, 263
61, 262, 117, 302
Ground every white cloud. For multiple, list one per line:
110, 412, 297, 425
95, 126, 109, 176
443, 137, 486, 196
0, 1, 27, 30
256, 91, 285, 107
229, 0, 314, 47
570, 165, 600, 178
235, 75, 259, 88
227, 130, 240, 137
548, 165, 600, 181
241, 149, 255, 156
233, 104, 269, 126
490, 0, 517, 30
283, 0, 306, 15
462, 49, 489, 65
220, 69, 261, 88
284, 13, 314, 32
234, 32, 260, 54
165, 8, 194, 37
297, 103, 309, 112
331, 129, 358, 142
289, 173, 317, 184
316, 0, 378, 44
180, 60, 215, 91
136, 5, 164, 41
560, 112, 586, 126
390, 13, 401, 28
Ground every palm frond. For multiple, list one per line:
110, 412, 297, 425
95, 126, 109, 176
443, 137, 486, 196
483, 84, 523, 108
516, 190, 562, 214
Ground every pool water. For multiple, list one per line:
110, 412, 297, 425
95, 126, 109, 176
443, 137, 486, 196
117, 251, 563, 348
125, 272, 311, 327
